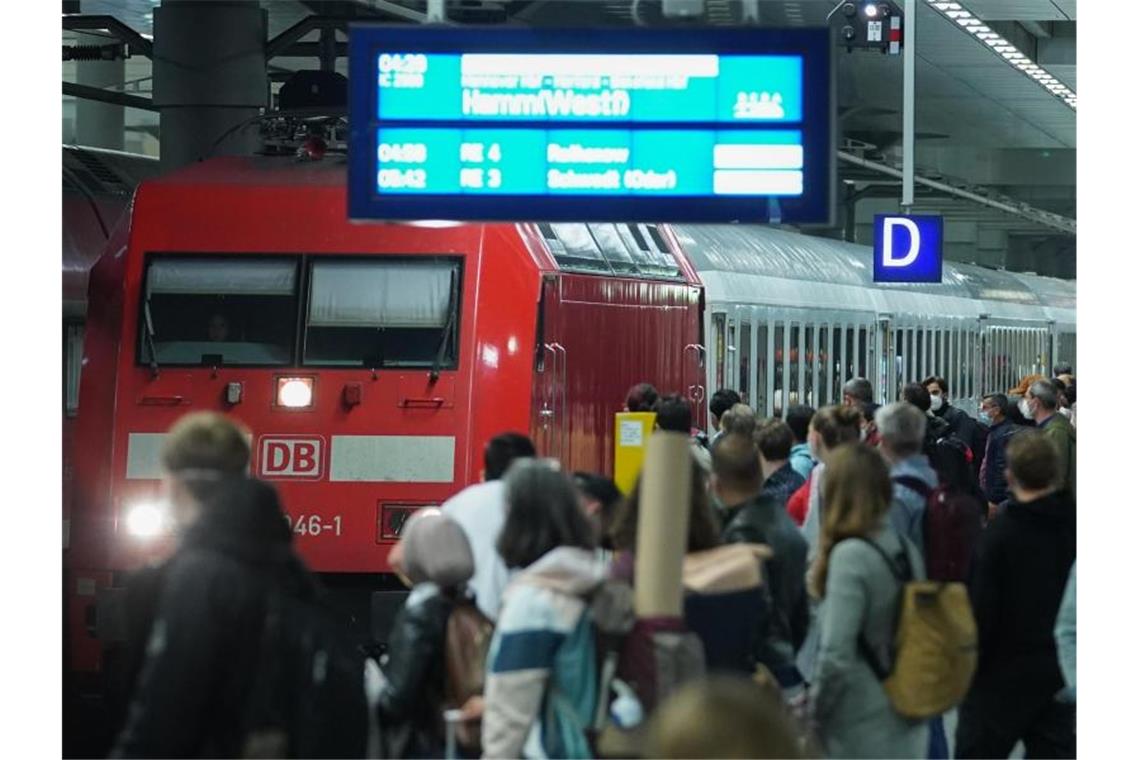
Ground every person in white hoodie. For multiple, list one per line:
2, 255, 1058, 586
482, 459, 604, 759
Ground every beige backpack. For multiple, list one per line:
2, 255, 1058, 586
856, 537, 978, 720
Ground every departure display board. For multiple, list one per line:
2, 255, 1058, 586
348, 27, 834, 223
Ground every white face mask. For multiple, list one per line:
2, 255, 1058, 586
1018, 397, 1033, 419
929, 394, 944, 412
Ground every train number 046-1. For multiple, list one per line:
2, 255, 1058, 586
284, 514, 343, 537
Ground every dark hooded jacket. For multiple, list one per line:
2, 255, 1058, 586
965, 490, 1076, 701
721, 493, 810, 683
112, 478, 318, 759
934, 402, 985, 472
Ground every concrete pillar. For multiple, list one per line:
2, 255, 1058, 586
153, 0, 267, 172
74, 32, 126, 150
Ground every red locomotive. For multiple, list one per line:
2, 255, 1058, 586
66, 154, 704, 673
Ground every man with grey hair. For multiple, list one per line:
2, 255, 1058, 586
842, 377, 874, 408
1023, 379, 1076, 499
875, 401, 938, 555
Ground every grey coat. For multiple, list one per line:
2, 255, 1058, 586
811, 522, 929, 759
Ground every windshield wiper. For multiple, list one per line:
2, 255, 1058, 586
143, 300, 160, 377
430, 268, 459, 382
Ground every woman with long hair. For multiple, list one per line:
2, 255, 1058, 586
482, 460, 602, 759
796, 405, 863, 557
809, 444, 927, 758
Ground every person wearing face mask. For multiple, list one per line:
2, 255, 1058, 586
924, 375, 984, 476
1022, 380, 1076, 501
978, 393, 1018, 519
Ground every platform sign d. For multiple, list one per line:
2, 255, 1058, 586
873, 214, 943, 283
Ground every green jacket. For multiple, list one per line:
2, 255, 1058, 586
1042, 414, 1077, 499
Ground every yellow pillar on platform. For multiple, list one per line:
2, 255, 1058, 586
613, 411, 656, 495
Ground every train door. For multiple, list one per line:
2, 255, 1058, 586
979, 319, 1052, 397
533, 271, 701, 474
709, 305, 878, 419
533, 274, 568, 464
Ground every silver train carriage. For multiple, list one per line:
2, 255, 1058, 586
673, 224, 1076, 425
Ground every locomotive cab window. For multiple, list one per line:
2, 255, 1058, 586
539, 223, 682, 279
139, 257, 298, 367
303, 259, 461, 369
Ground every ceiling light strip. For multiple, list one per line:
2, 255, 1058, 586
924, 0, 1075, 109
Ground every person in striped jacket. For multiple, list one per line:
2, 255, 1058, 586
482, 460, 605, 759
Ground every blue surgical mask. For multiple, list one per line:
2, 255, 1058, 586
978, 411, 992, 427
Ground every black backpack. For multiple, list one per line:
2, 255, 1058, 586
241, 590, 370, 759
924, 432, 979, 497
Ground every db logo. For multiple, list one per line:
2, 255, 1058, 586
258, 436, 325, 480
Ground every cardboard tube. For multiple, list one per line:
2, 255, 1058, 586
634, 431, 693, 618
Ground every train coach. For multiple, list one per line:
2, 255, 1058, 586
676, 224, 1076, 420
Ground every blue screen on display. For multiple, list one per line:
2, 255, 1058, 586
348, 26, 833, 223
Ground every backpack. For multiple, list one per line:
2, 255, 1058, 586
895, 475, 984, 583
442, 598, 495, 755
925, 433, 978, 496
856, 537, 978, 720
241, 590, 370, 759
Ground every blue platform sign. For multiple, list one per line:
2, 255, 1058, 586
348, 26, 834, 223
873, 214, 943, 283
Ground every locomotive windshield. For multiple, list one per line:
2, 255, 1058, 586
538, 223, 682, 279
303, 258, 461, 368
139, 257, 298, 367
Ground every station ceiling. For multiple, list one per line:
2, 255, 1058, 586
62, 0, 1077, 276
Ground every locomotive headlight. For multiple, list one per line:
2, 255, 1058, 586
276, 377, 314, 409
125, 501, 167, 539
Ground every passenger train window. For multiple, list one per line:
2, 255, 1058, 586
712, 314, 726, 391
832, 327, 843, 403
739, 322, 751, 405
756, 322, 768, 415
1058, 332, 1076, 372
788, 325, 800, 410
304, 259, 460, 369
773, 323, 785, 416
858, 327, 868, 381
804, 325, 815, 407
139, 257, 298, 367
65, 322, 83, 416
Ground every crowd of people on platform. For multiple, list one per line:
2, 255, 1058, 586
105, 363, 1076, 759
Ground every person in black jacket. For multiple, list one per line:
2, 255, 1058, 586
924, 375, 985, 471
955, 430, 1076, 759
379, 508, 476, 758
112, 413, 319, 758
712, 433, 809, 690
